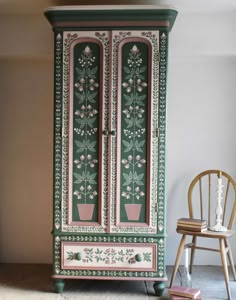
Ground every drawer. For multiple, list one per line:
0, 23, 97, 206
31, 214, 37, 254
61, 242, 157, 272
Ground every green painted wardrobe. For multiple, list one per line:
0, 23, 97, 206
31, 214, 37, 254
45, 5, 177, 296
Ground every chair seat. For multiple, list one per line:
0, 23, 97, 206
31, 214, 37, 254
176, 228, 234, 239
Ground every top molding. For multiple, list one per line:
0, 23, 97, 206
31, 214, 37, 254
44, 5, 178, 32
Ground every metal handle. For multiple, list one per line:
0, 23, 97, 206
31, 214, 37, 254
103, 130, 109, 136
111, 130, 116, 136
75, 252, 82, 261
135, 254, 142, 262
103, 130, 116, 136
129, 254, 142, 264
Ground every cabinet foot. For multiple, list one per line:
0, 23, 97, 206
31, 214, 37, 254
153, 281, 165, 297
54, 279, 65, 293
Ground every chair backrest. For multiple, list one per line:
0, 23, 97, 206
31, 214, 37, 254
188, 170, 236, 230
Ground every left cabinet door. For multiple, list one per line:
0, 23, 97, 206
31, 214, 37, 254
60, 31, 110, 234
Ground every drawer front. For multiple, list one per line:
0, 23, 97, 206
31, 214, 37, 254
62, 242, 157, 272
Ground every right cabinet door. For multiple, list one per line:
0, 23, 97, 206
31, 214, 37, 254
110, 30, 160, 235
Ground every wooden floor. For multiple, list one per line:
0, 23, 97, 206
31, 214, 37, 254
0, 264, 235, 299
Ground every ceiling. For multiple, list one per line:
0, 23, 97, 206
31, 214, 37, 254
0, 0, 236, 14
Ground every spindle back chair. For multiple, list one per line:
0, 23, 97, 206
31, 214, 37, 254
169, 170, 236, 300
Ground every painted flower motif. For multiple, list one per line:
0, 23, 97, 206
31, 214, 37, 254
75, 105, 98, 119
136, 79, 147, 92
128, 155, 133, 161
122, 82, 131, 93
74, 78, 85, 91
121, 185, 145, 200
122, 109, 131, 118
89, 78, 99, 91
131, 45, 139, 54
83, 46, 92, 56
122, 78, 147, 93
73, 190, 82, 200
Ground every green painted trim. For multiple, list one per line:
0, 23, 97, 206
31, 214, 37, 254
45, 7, 177, 32
157, 31, 168, 236
53, 30, 63, 233
52, 231, 167, 238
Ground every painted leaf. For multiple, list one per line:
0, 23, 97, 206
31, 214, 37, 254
123, 94, 133, 106
87, 91, 98, 103
90, 66, 98, 75
87, 117, 97, 128
135, 140, 145, 152
74, 173, 83, 184
125, 118, 134, 128
123, 173, 131, 186
137, 74, 145, 80
135, 118, 144, 128
124, 66, 131, 74
139, 66, 147, 73
75, 67, 85, 78
75, 118, 86, 128
122, 140, 133, 152
87, 140, 97, 152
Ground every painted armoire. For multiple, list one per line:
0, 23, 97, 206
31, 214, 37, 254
45, 5, 177, 296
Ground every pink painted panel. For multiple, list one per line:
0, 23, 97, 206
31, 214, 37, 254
61, 242, 157, 272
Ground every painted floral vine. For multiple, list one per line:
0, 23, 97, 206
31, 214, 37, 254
121, 44, 148, 204
73, 45, 99, 206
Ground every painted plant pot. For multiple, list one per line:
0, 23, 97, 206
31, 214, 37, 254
77, 204, 95, 221
125, 203, 142, 221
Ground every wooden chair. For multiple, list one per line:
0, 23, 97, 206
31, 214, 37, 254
169, 170, 236, 300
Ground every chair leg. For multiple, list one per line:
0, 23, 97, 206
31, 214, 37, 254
219, 238, 231, 300
225, 239, 236, 281
189, 236, 197, 274
169, 235, 186, 288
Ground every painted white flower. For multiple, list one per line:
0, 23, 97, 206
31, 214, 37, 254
131, 45, 139, 54
83, 46, 92, 56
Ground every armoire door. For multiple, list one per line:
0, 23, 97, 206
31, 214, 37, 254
109, 31, 160, 235
61, 31, 110, 234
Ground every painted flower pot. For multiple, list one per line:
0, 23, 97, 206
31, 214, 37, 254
125, 204, 142, 221
77, 204, 94, 221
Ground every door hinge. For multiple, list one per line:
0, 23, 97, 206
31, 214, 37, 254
155, 203, 158, 212
154, 128, 159, 138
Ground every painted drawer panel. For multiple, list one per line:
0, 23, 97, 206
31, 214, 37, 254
62, 242, 157, 271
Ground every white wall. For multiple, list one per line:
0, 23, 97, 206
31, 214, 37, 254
167, 11, 236, 265
0, 0, 236, 265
